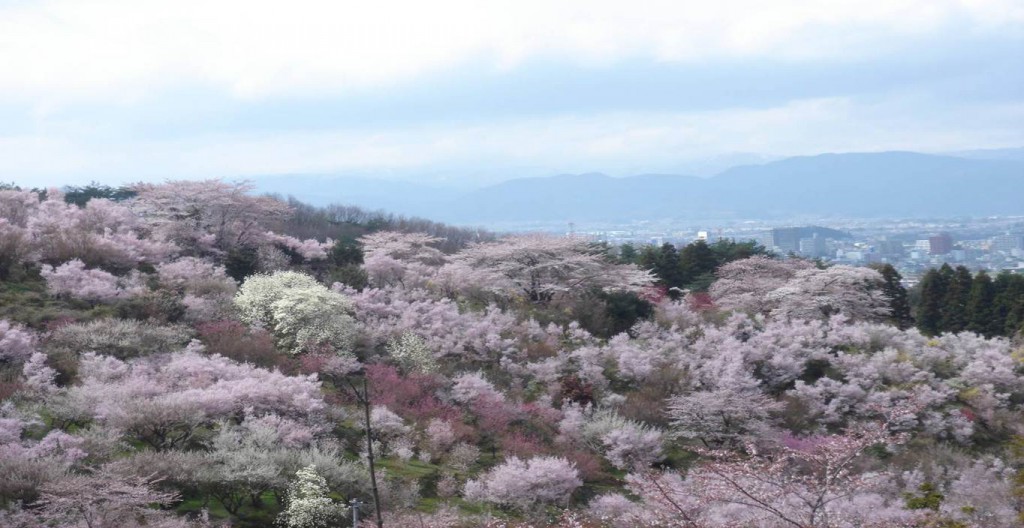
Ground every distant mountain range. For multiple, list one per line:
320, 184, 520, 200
253, 151, 1024, 226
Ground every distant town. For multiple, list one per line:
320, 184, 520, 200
571, 216, 1024, 285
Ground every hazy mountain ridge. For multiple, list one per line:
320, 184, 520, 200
254, 151, 1024, 224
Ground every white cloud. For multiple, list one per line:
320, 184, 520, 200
6, 97, 1022, 186
1, 0, 1020, 103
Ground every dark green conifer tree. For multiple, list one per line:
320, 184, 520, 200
618, 243, 638, 264
872, 264, 914, 330
965, 271, 998, 337
939, 265, 972, 334
916, 267, 948, 336
679, 240, 719, 290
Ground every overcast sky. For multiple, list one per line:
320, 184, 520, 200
2, 0, 1022, 187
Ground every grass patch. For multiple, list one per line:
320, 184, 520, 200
0, 276, 113, 327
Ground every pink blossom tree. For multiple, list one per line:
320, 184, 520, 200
40, 259, 145, 303
709, 256, 815, 315
0, 320, 37, 363
450, 234, 654, 305
61, 349, 325, 449
359, 231, 447, 288
32, 468, 182, 528
129, 179, 293, 255
463, 455, 582, 511
767, 266, 890, 322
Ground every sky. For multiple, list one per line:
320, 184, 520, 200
1, 0, 1022, 188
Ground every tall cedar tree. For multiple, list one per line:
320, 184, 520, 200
872, 263, 914, 330
618, 243, 638, 264
916, 267, 948, 336
994, 272, 1024, 337
639, 243, 684, 295
939, 266, 973, 333
679, 240, 718, 290
966, 271, 999, 337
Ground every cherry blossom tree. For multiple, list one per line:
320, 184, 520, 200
558, 405, 664, 470
45, 318, 193, 360
0, 413, 87, 505
463, 455, 582, 511
29, 194, 176, 271
710, 256, 815, 315
623, 424, 917, 528
130, 179, 292, 254
767, 266, 890, 322
359, 231, 447, 288
667, 349, 781, 447
263, 232, 332, 261
40, 259, 145, 303
338, 284, 519, 363
32, 468, 181, 528
156, 257, 237, 297
450, 234, 654, 305
0, 320, 37, 363
61, 349, 325, 449
0, 218, 33, 280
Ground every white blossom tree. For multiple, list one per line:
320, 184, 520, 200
276, 465, 342, 528
234, 271, 356, 355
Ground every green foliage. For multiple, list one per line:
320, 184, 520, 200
678, 240, 718, 287
903, 482, 944, 511
0, 273, 114, 327
225, 246, 260, 282
871, 263, 914, 330
114, 289, 187, 323
567, 289, 653, 339
916, 267, 948, 336
61, 182, 136, 207
636, 239, 769, 295
915, 266, 1024, 338
939, 266, 973, 333
326, 264, 368, 290
617, 243, 638, 264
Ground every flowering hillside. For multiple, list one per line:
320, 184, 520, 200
0, 182, 1022, 527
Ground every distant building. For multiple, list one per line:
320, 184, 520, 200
769, 227, 802, 255
929, 233, 953, 255
799, 234, 826, 258
878, 240, 905, 257
992, 234, 1024, 253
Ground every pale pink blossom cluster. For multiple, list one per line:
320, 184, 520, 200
711, 257, 889, 322
463, 455, 582, 510
0, 319, 37, 363
264, 232, 332, 260
61, 349, 325, 449
40, 259, 146, 302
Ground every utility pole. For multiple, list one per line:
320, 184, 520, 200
349, 498, 363, 527
348, 374, 384, 528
